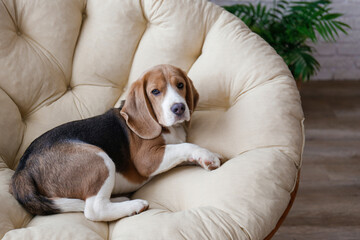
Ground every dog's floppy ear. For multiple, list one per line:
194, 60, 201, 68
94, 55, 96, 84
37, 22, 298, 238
120, 76, 162, 140
181, 69, 199, 116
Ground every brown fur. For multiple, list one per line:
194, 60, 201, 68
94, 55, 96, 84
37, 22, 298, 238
120, 78, 163, 140
11, 171, 60, 215
121, 160, 149, 184
128, 130, 166, 177
27, 142, 109, 200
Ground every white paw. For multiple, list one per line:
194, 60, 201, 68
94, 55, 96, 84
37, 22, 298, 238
128, 199, 149, 216
190, 149, 221, 171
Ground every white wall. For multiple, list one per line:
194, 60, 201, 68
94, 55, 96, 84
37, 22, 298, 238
210, 0, 360, 80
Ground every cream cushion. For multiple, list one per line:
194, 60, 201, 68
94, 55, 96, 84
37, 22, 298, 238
0, 0, 304, 239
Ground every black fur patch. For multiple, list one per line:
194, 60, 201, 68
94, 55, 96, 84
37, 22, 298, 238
17, 108, 130, 173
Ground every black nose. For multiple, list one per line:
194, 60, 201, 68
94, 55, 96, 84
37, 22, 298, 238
171, 103, 185, 116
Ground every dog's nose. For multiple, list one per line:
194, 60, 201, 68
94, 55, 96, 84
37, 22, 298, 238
171, 103, 185, 116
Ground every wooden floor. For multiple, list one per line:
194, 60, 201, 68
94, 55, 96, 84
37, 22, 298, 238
273, 81, 360, 240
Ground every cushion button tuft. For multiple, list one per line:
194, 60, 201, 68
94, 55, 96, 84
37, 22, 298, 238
16, 31, 21, 36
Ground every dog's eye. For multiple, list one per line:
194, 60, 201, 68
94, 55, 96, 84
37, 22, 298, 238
177, 82, 184, 89
151, 89, 160, 95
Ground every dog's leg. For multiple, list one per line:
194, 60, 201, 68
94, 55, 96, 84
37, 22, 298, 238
150, 143, 221, 177
84, 152, 148, 221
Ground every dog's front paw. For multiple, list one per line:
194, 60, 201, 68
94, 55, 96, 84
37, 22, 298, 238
190, 149, 221, 171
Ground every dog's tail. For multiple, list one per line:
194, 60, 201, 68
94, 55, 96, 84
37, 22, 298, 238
10, 170, 60, 215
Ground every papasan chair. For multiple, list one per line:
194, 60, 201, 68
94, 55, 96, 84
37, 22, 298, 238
0, 0, 304, 239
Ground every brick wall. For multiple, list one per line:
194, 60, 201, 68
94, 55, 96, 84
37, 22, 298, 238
210, 0, 360, 80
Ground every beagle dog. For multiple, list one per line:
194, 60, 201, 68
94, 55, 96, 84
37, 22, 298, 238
10, 64, 221, 222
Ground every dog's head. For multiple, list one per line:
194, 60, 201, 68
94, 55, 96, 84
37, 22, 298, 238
120, 64, 199, 139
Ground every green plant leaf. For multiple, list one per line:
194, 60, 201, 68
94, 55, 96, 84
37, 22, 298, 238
324, 21, 336, 41
222, 0, 351, 81
335, 21, 351, 33
328, 21, 340, 38
316, 21, 331, 41
323, 13, 343, 20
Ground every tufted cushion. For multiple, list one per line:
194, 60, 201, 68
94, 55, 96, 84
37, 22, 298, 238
0, 0, 304, 239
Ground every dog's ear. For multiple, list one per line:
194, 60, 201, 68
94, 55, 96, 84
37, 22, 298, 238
120, 76, 162, 140
181, 70, 199, 116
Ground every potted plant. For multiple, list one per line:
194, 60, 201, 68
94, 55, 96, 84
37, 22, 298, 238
224, 0, 351, 85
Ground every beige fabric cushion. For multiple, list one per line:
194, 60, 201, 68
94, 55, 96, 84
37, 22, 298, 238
0, 0, 304, 239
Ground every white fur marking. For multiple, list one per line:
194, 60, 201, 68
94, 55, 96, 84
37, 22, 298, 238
161, 83, 190, 126
54, 198, 85, 212
162, 125, 186, 144
150, 143, 221, 177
